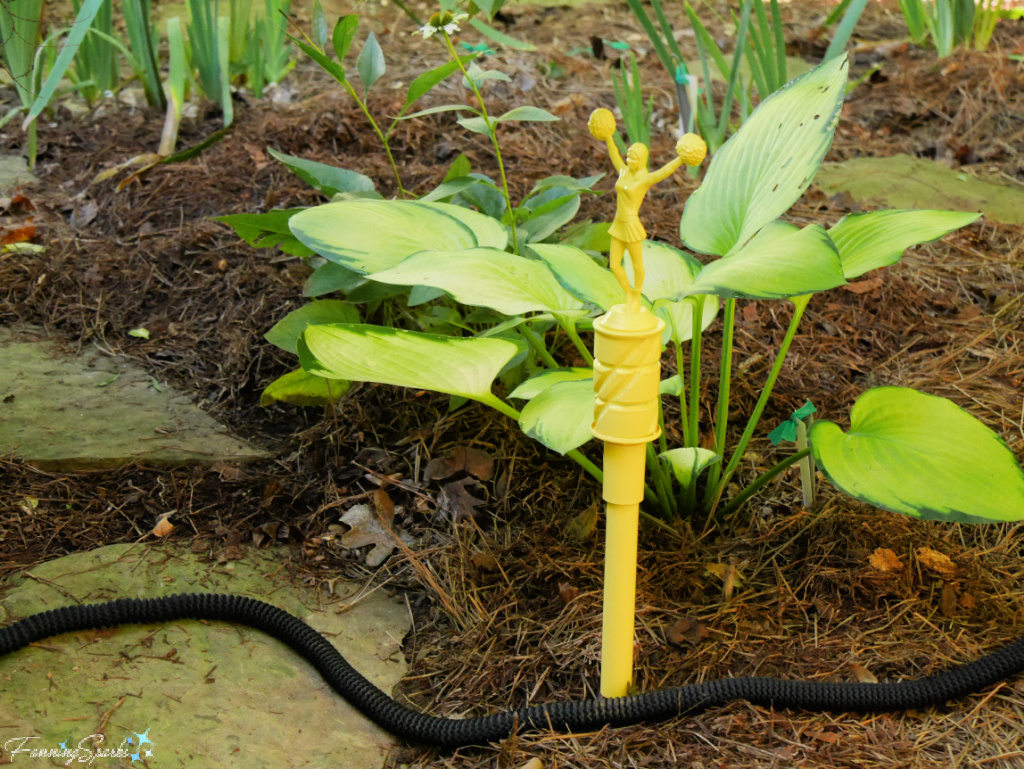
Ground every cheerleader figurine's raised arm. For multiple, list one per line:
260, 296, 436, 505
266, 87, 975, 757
588, 108, 708, 312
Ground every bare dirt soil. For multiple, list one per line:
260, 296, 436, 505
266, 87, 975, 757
2, 1, 1024, 766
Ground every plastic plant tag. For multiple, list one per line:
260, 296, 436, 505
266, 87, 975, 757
769, 400, 817, 446
809, 387, 1024, 523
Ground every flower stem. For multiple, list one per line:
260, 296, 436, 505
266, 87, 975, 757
687, 296, 705, 449
709, 295, 810, 516
703, 298, 735, 507
716, 448, 812, 520
443, 32, 519, 253
342, 80, 408, 197
560, 320, 594, 366
520, 323, 560, 369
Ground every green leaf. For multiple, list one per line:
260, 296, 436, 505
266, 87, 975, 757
213, 209, 312, 256
687, 223, 846, 299
261, 368, 350, 407
530, 243, 624, 310
401, 103, 478, 119
267, 148, 375, 196
303, 261, 366, 297
293, 35, 348, 83
827, 209, 981, 279
680, 55, 848, 256
265, 300, 360, 353
627, 241, 703, 302
653, 297, 720, 345
658, 448, 721, 487
24, 0, 106, 128
332, 15, 359, 59
418, 177, 481, 203
519, 379, 595, 454
509, 368, 593, 400
527, 174, 604, 197
370, 248, 585, 316
405, 55, 477, 109
444, 153, 472, 181
496, 106, 559, 123
289, 200, 482, 273
422, 201, 508, 249
312, 0, 328, 49
457, 115, 494, 137
519, 189, 581, 243
467, 16, 537, 50
659, 374, 684, 396
809, 387, 1024, 523
298, 324, 519, 403
356, 31, 385, 95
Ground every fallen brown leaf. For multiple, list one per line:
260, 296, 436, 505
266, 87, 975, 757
558, 583, 579, 605
470, 552, 498, 572
941, 582, 958, 617
440, 477, 485, 521
666, 616, 708, 645
917, 547, 956, 576
152, 518, 174, 537
843, 277, 884, 294
849, 663, 878, 683
1, 219, 35, 245
868, 547, 904, 572
340, 503, 413, 567
424, 446, 495, 482
566, 502, 600, 542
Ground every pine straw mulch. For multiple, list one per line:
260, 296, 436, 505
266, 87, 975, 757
2, 0, 1024, 767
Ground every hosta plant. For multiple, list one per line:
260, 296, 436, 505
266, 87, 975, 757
294, 55, 1024, 525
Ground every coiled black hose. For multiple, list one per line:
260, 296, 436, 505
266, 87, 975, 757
3, 593, 1023, 748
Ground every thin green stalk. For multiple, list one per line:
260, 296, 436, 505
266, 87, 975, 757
560, 320, 594, 366
646, 443, 675, 519
674, 332, 689, 446
657, 398, 668, 455
716, 448, 811, 520
703, 298, 735, 505
687, 296, 705, 448
709, 295, 809, 515
519, 323, 560, 369
442, 32, 519, 253
337, 78, 407, 196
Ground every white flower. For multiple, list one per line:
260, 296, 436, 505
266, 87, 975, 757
417, 11, 468, 38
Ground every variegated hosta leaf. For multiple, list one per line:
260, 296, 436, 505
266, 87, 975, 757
827, 209, 981, 279
658, 448, 722, 488
370, 248, 584, 316
530, 243, 624, 310
509, 368, 593, 400
261, 368, 350, 407
687, 223, 846, 299
681, 55, 848, 256
519, 379, 595, 454
288, 200, 506, 274
810, 387, 1024, 523
298, 324, 519, 403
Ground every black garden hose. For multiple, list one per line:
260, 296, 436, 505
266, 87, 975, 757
3, 593, 1024, 748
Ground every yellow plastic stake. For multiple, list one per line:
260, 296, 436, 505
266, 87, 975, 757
587, 109, 707, 698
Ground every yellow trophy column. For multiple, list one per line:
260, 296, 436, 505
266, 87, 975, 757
592, 304, 665, 698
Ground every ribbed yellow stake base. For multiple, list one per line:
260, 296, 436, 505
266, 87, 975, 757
592, 304, 665, 698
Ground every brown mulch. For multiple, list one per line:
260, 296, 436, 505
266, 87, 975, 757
2, 0, 1024, 767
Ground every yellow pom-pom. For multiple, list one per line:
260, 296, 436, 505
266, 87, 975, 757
676, 133, 708, 166
588, 108, 616, 141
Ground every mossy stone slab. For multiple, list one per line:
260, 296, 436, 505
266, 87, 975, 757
815, 155, 1024, 225
0, 155, 36, 194
0, 328, 266, 469
0, 544, 411, 768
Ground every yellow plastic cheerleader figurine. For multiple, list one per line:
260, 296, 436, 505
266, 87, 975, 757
588, 108, 707, 311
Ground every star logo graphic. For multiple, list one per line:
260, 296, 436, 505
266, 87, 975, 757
134, 729, 152, 748
130, 752, 140, 762
59, 742, 67, 750
127, 736, 134, 744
